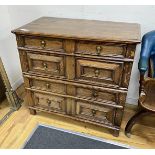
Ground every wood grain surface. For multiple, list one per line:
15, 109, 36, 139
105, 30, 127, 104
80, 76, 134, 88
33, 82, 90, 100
12, 17, 141, 43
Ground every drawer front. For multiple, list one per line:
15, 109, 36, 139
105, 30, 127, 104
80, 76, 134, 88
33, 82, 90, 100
76, 101, 115, 126
76, 41, 126, 58
27, 53, 65, 77
76, 87, 126, 106
76, 59, 123, 87
33, 92, 66, 112
24, 37, 64, 51
30, 78, 66, 94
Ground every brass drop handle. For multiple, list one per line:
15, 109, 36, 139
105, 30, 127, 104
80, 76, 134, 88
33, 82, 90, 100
92, 91, 98, 98
47, 99, 51, 106
41, 40, 46, 48
54, 69, 59, 73
43, 62, 48, 70
94, 69, 100, 77
46, 83, 50, 89
92, 109, 96, 116
96, 46, 102, 55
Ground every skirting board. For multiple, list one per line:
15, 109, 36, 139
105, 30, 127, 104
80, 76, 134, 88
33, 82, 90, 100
126, 97, 138, 105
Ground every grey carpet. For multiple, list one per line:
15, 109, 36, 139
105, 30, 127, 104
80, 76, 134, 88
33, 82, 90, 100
24, 125, 127, 149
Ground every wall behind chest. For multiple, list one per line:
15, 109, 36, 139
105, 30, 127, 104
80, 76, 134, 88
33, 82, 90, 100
1, 5, 155, 104
0, 6, 23, 89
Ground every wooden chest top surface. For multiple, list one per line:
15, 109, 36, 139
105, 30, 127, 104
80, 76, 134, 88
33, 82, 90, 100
12, 17, 141, 43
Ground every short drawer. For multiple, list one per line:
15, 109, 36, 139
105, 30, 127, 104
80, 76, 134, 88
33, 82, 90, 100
33, 92, 66, 112
76, 41, 126, 58
24, 36, 64, 51
76, 58, 124, 88
76, 87, 126, 106
27, 52, 65, 77
30, 78, 66, 94
75, 101, 115, 126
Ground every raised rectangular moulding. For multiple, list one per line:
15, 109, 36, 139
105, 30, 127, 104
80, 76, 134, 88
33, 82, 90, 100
75, 41, 126, 58
24, 36, 64, 52
32, 92, 66, 113
75, 101, 115, 126
30, 78, 67, 95
27, 52, 65, 77
76, 86, 126, 107
76, 59, 123, 87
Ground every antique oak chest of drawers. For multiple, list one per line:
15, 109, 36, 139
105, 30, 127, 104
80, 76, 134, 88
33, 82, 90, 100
12, 17, 140, 136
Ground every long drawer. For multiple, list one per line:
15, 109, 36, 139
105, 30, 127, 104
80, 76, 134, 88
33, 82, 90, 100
19, 45, 132, 89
